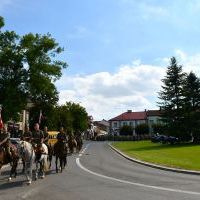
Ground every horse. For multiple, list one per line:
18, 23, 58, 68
53, 141, 67, 173
0, 143, 19, 181
47, 143, 54, 169
34, 143, 48, 180
18, 141, 35, 185
75, 135, 83, 152
68, 136, 77, 154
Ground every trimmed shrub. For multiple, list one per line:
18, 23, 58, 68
119, 125, 133, 136
135, 123, 149, 135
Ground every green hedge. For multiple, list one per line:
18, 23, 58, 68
95, 134, 150, 141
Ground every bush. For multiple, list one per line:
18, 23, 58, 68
119, 125, 133, 136
135, 123, 149, 135
152, 123, 165, 135
95, 134, 151, 141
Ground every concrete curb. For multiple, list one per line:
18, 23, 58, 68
109, 143, 200, 175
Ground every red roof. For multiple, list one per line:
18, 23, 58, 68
147, 110, 162, 116
109, 111, 147, 121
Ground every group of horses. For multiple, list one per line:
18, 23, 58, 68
0, 136, 83, 185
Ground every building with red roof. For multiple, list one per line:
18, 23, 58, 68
109, 109, 162, 135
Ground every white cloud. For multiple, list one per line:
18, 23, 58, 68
56, 50, 200, 121
56, 61, 165, 120
174, 49, 200, 75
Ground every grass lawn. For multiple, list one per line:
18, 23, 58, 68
112, 141, 200, 171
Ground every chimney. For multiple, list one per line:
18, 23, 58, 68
127, 110, 132, 113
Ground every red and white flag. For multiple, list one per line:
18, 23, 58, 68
0, 108, 3, 129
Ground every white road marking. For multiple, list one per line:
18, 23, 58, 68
76, 145, 200, 196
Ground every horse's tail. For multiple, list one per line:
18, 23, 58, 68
44, 155, 49, 172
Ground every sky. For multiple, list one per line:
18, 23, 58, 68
2, 0, 200, 120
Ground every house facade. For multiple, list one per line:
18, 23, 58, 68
109, 109, 162, 135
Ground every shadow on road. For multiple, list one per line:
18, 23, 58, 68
0, 180, 26, 190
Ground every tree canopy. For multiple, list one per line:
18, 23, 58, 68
0, 16, 67, 121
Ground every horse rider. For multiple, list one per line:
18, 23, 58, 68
32, 123, 44, 148
0, 125, 13, 162
56, 127, 68, 152
57, 127, 67, 143
21, 126, 32, 143
75, 130, 83, 145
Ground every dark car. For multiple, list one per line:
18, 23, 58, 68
151, 134, 179, 144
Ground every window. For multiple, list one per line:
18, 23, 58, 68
123, 122, 127, 126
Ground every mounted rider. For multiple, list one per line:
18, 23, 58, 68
21, 126, 32, 143
55, 127, 68, 154
32, 123, 44, 148
57, 127, 68, 142
0, 125, 13, 162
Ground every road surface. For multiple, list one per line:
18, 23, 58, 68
1, 141, 200, 200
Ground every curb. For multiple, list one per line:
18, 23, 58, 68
109, 143, 200, 176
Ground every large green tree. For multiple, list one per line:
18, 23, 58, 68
182, 72, 200, 142
0, 18, 27, 121
21, 33, 67, 107
0, 16, 67, 122
66, 102, 88, 133
45, 102, 88, 133
183, 72, 200, 110
158, 57, 186, 139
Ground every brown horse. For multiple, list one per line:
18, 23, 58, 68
53, 141, 67, 173
68, 136, 77, 154
75, 136, 83, 152
0, 143, 19, 180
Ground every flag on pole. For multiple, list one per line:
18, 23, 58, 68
38, 110, 43, 125
0, 108, 3, 129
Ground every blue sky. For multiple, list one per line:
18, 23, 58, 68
2, 0, 200, 120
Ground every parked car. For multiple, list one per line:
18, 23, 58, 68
151, 134, 179, 144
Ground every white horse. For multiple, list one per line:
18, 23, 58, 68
35, 143, 48, 180
18, 141, 35, 185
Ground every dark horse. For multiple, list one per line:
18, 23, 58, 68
0, 143, 19, 181
53, 141, 67, 173
75, 135, 83, 152
68, 136, 77, 154
47, 143, 54, 169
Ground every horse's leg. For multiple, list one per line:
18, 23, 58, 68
13, 158, 19, 178
8, 165, 13, 181
28, 161, 32, 185
35, 161, 39, 180
60, 157, 63, 173
49, 155, 52, 169
63, 155, 66, 168
55, 156, 58, 173
8, 159, 16, 181
41, 159, 45, 179
22, 159, 25, 173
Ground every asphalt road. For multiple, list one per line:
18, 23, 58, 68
1, 141, 200, 200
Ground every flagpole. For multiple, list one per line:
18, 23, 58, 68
39, 110, 42, 125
